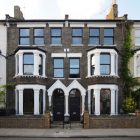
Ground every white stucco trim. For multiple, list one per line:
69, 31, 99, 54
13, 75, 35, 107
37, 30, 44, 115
51, 53, 66, 57
70, 23, 85, 27
87, 22, 116, 27
16, 84, 46, 90
88, 84, 118, 90
67, 53, 82, 57
17, 22, 46, 27
48, 23, 64, 27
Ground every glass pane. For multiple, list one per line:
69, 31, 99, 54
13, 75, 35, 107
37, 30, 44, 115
104, 29, 113, 36
135, 38, 140, 44
104, 38, 113, 45
51, 37, 61, 44
100, 65, 110, 75
51, 28, 61, 36
135, 30, 140, 37
72, 28, 82, 36
20, 38, 29, 45
24, 65, 34, 75
70, 59, 79, 68
34, 29, 44, 36
72, 37, 82, 44
70, 69, 79, 74
20, 29, 29, 36
89, 37, 99, 45
54, 69, 64, 77
100, 54, 110, 64
54, 59, 63, 68
90, 28, 99, 36
34, 38, 44, 45
24, 54, 34, 64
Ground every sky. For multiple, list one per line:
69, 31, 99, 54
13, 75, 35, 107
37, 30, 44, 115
0, 0, 139, 20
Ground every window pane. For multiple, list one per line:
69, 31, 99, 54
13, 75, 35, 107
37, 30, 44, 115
90, 29, 99, 36
20, 38, 29, 45
135, 38, 140, 44
54, 59, 63, 68
54, 69, 64, 77
51, 37, 61, 44
100, 54, 110, 64
20, 29, 29, 36
70, 69, 79, 74
70, 59, 79, 68
72, 38, 82, 44
72, 29, 82, 36
24, 65, 34, 75
51, 28, 61, 36
24, 54, 34, 64
100, 65, 110, 75
104, 38, 113, 45
34, 29, 44, 36
104, 29, 113, 36
34, 38, 44, 45
89, 38, 99, 45
135, 30, 140, 37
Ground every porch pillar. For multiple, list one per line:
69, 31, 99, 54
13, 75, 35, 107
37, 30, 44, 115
94, 89, 100, 115
64, 94, 69, 116
88, 90, 91, 114
82, 94, 85, 115
34, 89, 39, 115
43, 89, 46, 114
115, 89, 118, 115
43, 54, 46, 77
111, 89, 116, 115
18, 89, 23, 115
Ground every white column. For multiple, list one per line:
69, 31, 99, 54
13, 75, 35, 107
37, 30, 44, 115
43, 90, 46, 114
64, 94, 69, 116
18, 53, 23, 75
115, 89, 118, 115
15, 89, 18, 114
87, 54, 91, 77
34, 89, 39, 115
15, 55, 17, 76
111, 53, 115, 76
88, 90, 91, 114
94, 52, 100, 75
34, 53, 39, 76
111, 89, 116, 115
81, 94, 85, 115
43, 55, 46, 77
134, 55, 137, 77
48, 95, 52, 108
18, 89, 23, 115
94, 89, 100, 115
116, 54, 118, 76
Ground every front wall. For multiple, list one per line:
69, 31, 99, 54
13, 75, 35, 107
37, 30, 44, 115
6, 21, 124, 112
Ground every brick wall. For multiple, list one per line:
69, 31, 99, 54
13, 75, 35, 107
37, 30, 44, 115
0, 113, 50, 128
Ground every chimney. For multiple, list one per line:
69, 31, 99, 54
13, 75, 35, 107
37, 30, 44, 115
106, 0, 118, 19
65, 14, 69, 20
14, 6, 24, 20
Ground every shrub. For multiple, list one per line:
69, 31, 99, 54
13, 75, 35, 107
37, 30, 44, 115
122, 96, 137, 113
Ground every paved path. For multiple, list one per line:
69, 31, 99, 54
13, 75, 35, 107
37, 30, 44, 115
0, 129, 140, 138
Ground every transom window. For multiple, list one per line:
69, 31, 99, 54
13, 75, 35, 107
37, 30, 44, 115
51, 28, 61, 44
33, 28, 44, 45
104, 28, 114, 45
89, 28, 100, 45
72, 28, 82, 44
23, 53, 34, 75
19, 28, 30, 45
135, 29, 140, 45
53, 58, 64, 78
100, 53, 110, 75
69, 58, 80, 78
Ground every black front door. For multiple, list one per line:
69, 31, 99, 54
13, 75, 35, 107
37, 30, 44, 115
53, 89, 64, 121
69, 89, 80, 121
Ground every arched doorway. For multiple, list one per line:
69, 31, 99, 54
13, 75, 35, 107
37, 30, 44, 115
100, 89, 111, 115
69, 89, 81, 121
23, 89, 34, 114
53, 89, 64, 121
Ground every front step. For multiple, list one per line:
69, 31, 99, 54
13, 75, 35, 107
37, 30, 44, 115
51, 121, 83, 129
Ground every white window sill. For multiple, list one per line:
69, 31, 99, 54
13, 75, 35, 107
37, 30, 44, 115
52, 78, 65, 79
71, 44, 83, 47
32, 44, 45, 47
102, 44, 117, 47
88, 44, 101, 47
14, 75, 47, 78
50, 44, 63, 47
86, 75, 119, 78
68, 78, 81, 80
18, 45, 30, 47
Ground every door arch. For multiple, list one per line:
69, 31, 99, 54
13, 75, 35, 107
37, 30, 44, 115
69, 89, 81, 121
53, 89, 64, 121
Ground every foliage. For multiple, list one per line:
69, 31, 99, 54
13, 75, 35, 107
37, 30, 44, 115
122, 96, 137, 113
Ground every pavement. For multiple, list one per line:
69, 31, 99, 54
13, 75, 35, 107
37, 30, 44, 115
0, 128, 140, 138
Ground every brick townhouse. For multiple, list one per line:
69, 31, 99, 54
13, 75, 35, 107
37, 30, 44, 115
0, 1, 140, 123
